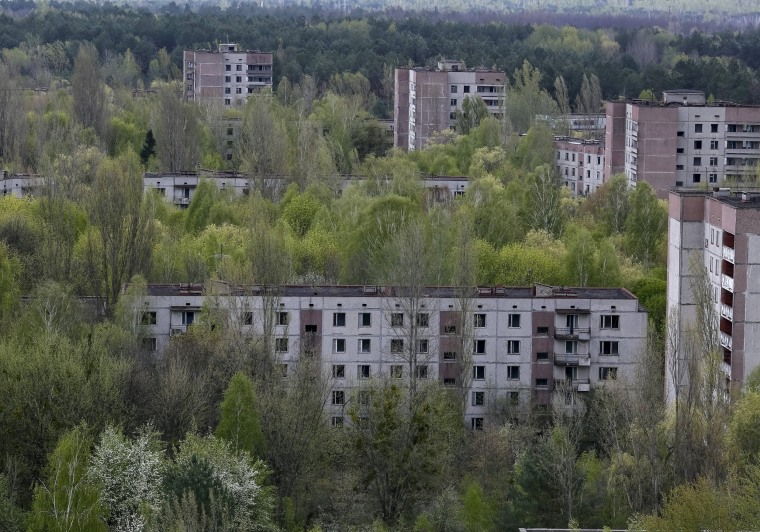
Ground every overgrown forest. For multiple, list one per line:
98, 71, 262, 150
1, 4, 760, 531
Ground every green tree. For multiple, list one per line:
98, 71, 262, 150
455, 96, 489, 135
140, 129, 156, 166
460, 480, 496, 532
71, 43, 107, 137
29, 424, 106, 532
87, 152, 155, 310
625, 182, 666, 265
216, 372, 265, 459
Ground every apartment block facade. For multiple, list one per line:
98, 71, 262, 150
666, 188, 760, 400
554, 137, 606, 196
605, 90, 760, 197
137, 283, 647, 428
183, 43, 273, 106
0, 171, 44, 198
394, 61, 506, 151
143, 172, 470, 207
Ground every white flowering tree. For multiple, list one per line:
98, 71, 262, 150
161, 434, 275, 531
88, 425, 165, 532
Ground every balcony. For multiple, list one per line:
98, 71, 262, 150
721, 303, 734, 321
720, 331, 733, 350
554, 378, 591, 392
721, 274, 734, 292
554, 353, 591, 366
170, 325, 188, 336
554, 327, 590, 340
173, 196, 191, 205
722, 362, 732, 378
722, 246, 735, 263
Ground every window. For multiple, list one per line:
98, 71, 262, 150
507, 366, 520, 380
226, 64, 231, 71
536, 326, 549, 335
711, 123, 719, 133
677, 131, 684, 137
358, 365, 371, 379
710, 157, 718, 166
225, 87, 231, 94
225, 75, 231, 82
418, 339, 428, 354
141, 311, 157, 325
695, 124, 703, 133
450, 98, 457, 106
694, 140, 702, 150
224, 98, 231, 105
333, 312, 346, 327
443, 351, 456, 360
243, 312, 253, 325
537, 352, 549, 360
565, 340, 577, 354
443, 378, 456, 386
600, 341, 619, 355
473, 366, 485, 380
474, 313, 486, 328
182, 311, 195, 326
236, 64, 242, 71
391, 313, 403, 327
416, 365, 428, 379
508, 314, 521, 328
275, 338, 288, 352
359, 312, 372, 327
600, 315, 619, 329
278, 364, 288, 378
472, 391, 485, 406
142, 337, 157, 351
277, 312, 289, 325
450, 85, 457, 93
236, 87, 242, 94
236, 76, 241, 82
390, 365, 403, 378
443, 325, 457, 334
474, 339, 486, 354
536, 378, 549, 387
471, 417, 484, 430
332, 391, 345, 405
509, 392, 519, 405
331, 416, 344, 427
507, 340, 520, 355
709, 173, 718, 183
693, 157, 702, 166
676, 164, 684, 170
693, 173, 701, 183
416, 313, 429, 327
359, 339, 371, 354
333, 338, 346, 353
332, 365, 345, 378
677, 147, 684, 154
599, 367, 618, 380
391, 339, 404, 353
710, 140, 719, 150
358, 390, 370, 405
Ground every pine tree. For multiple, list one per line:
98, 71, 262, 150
140, 129, 156, 166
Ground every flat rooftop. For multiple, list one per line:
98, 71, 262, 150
143, 283, 638, 301
672, 187, 760, 209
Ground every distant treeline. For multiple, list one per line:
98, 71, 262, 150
1, 3, 760, 105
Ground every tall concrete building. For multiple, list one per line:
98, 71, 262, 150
137, 283, 647, 428
666, 188, 760, 400
554, 137, 605, 196
183, 43, 273, 106
605, 90, 760, 197
394, 61, 506, 151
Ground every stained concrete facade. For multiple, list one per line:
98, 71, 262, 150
136, 283, 647, 429
666, 189, 760, 401
554, 137, 605, 196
